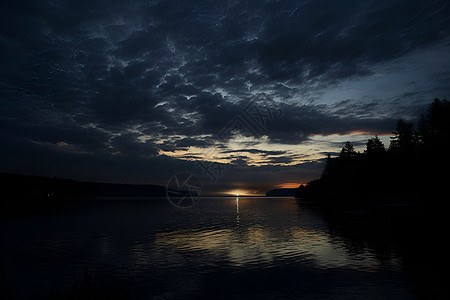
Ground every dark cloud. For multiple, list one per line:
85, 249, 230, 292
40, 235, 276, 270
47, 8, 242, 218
266, 156, 294, 165
230, 156, 249, 167
221, 149, 286, 156
264, 102, 397, 144
157, 136, 216, 152
110, 132, 159, 157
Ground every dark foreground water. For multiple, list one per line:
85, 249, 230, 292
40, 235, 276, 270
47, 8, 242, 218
0, 197, 441, 299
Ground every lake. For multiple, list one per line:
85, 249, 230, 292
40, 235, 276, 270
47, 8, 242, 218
0, 197, 436, 299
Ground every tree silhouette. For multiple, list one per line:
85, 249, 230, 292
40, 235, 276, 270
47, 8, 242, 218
365, 136, 385, 155
389, 120, 416, 153
418, 98, 450, 151
296, 98, 450, 206
321, 153, 333, 178
339, 141, 357, 159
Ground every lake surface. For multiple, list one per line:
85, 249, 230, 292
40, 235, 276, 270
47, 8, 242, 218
1, 197, 427, 299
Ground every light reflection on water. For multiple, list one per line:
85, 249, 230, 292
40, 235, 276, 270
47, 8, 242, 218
1, 197, 414, 299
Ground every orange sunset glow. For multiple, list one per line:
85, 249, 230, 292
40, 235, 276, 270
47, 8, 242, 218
278, 182, 302, 189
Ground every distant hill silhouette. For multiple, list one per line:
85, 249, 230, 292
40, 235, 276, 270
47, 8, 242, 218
1, 173, 167, 219
1, 173, 167, 198
295, 98, 450, 208
266, 188, 297, 197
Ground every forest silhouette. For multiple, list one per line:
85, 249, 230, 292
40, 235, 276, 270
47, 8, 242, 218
296, 98, 450, 207
294, 98, 450, 298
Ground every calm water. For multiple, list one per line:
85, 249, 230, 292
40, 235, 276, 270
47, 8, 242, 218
1, 197, 419, 299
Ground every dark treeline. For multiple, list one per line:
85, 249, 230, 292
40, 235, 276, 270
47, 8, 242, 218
1, 173, 167, 219
265, 188, 297, 197
296, 98, 450, 207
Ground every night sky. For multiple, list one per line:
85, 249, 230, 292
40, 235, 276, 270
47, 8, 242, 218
1, 0, 449, 195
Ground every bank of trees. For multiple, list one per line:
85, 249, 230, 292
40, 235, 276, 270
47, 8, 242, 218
296, 98, 450, 206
